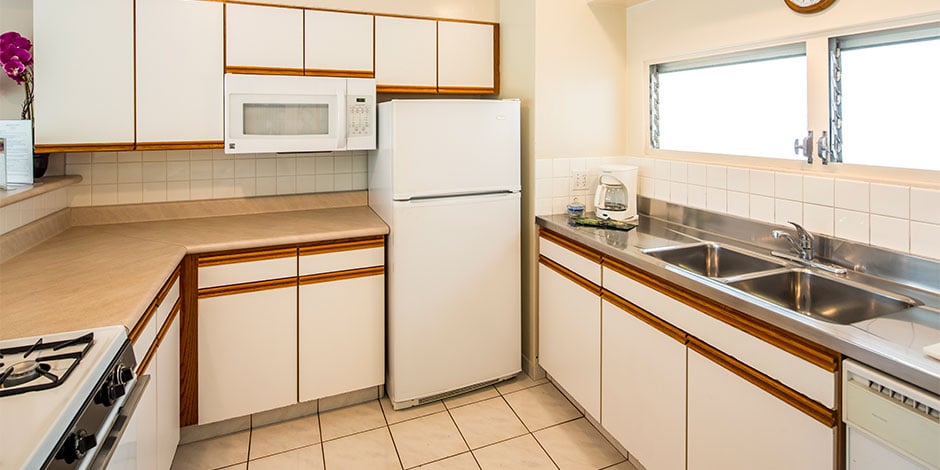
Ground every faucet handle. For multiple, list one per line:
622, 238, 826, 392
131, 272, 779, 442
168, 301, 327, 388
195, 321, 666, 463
787, 221, 814, 252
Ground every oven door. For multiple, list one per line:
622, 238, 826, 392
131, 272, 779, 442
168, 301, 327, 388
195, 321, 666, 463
87, 375, 151, 470
224, 74, 347, 154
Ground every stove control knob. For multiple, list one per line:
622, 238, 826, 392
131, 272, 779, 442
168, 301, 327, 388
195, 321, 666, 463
94, 381, 126, 406
117, 364, 134, 385
57, 429, 97, 463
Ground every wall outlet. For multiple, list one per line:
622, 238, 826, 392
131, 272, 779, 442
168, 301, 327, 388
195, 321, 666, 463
571, 169, 589, 191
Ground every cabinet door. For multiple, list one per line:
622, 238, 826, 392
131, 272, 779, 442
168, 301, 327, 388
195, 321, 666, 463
304, 10, 374, 77
375, 16, 437, 92
33, 0, 135, 149
687, 349, 834, 470
538, 263, 601, 419
225, 3, 303, 73
602, 299, 686, 470
198, 286, 297, 424
437, 21, 495, 92
136, 0, 223, 147
156, 313, 180, 470
298, 273, 383, 402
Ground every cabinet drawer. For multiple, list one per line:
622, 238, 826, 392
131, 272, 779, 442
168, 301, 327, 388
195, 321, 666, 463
132, 315, 157, 371
539, 237, 601, 285
156, 279, 180, 327
299, 247, 383, 276
198, 250, 297, 288
604, 265, 837, 409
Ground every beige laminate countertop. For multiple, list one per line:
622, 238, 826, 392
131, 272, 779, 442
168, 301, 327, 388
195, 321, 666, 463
0, 206, 388, 341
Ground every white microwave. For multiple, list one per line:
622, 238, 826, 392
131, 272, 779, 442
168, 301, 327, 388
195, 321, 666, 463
224, 74, 376, 154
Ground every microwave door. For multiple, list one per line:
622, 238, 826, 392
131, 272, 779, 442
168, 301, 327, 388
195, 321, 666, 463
226, 93, 338, 154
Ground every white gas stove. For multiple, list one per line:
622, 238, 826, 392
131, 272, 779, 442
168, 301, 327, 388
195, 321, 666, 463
0, 326, 142, 469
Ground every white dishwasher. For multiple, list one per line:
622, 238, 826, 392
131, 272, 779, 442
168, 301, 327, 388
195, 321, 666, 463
843, 360, 940, 470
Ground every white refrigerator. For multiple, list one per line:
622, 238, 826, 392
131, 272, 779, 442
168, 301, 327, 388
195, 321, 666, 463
369, 99, 522, 409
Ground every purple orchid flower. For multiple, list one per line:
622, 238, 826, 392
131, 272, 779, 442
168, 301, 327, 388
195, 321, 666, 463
0, 31, 35, 119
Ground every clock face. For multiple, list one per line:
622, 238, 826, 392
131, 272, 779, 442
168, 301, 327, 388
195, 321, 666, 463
784, 0, 836, 14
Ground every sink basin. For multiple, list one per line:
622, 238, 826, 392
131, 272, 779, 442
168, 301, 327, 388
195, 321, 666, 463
728, 269, 919, 324
643, 243, 783, 278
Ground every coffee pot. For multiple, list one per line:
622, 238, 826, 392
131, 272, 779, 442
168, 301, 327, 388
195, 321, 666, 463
594, 165, 638, 222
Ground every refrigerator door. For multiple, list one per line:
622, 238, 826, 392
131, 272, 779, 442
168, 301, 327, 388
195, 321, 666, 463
384, 99, 521, 200
386, 192, 522, 405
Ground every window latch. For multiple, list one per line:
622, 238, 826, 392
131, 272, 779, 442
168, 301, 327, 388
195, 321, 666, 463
816, 131, 830, 165
794, 130, 814, 163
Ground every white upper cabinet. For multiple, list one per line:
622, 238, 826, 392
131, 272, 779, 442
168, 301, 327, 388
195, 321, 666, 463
304, 10, 374, 76
375, 16, 438, 91
226, 4, 304, 72
438, 21, 495, 91
33, 0, 135, 149
136, 0, 222, 146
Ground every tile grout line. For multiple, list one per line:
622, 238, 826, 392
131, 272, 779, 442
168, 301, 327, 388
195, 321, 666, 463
442, 404, 482, 470
378, 396, 407, 470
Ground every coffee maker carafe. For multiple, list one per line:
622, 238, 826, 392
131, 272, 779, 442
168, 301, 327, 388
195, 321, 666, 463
594, 164, 638, 222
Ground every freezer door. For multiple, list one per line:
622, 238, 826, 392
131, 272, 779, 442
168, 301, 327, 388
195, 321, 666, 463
384, 100, 521, 200
386, 192, 522, 404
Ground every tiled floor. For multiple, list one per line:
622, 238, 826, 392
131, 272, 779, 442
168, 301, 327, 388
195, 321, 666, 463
171, 375, 638, 470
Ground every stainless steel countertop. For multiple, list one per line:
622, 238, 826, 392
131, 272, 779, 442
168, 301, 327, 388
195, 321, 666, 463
536, 204, 940, 396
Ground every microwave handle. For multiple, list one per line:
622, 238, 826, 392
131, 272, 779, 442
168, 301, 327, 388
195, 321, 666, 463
336, 91, 347, 149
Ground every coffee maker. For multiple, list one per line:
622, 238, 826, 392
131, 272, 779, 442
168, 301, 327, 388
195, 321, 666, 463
594, 164, 638, 222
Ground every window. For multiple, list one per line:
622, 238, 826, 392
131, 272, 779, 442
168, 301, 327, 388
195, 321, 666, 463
831, 24, 940, 171
650, 44, 806, 159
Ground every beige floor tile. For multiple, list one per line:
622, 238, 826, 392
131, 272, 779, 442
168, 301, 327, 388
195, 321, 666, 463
247, 444, 324, 470
534, 419, 625, 470
472, 434, 557, 470
604, 461, 640, 470
449, 397, 528, 450
389, 411, 470, 468
320, 400, 386, 441
381, 396, 447, 424
416, 452, 481, 469
218, 465, 247, 470
494, 374, 548, 395
502, 383, 581, 431
248, 414, 320, 459
443, 386, 500, 409
322, 427, 402, 470
171, 431, 250, 470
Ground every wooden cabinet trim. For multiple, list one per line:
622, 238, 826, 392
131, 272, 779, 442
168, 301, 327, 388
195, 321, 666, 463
304, 69, 374, 79
603, 256, 840, 373
298, 236, 384, 256
197, 277, 298, 298
180, 255, 199, 427
602, 290, 687, 344
299, 266, 384, 286
135, 141, 224, 151
688, 337, 837, 428
198, 247, 298, 267
137, 298, 182, 376
376, 85, 439, 94
34, 143, 135, 154
225, 65, 304, 76
438, 87, 496, 95
539, 229, 603, 264
539, 255, 602, 296
130, 266, 182, 343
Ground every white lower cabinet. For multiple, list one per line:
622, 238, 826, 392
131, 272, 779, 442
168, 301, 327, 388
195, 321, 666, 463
112, 359, 157, 470
687, 349, 834, 470
298, 274, 384, 402
156, 315, 180, 470
601, 298, 686, 470
198, 286, 298, 424
538, 262, 601, 420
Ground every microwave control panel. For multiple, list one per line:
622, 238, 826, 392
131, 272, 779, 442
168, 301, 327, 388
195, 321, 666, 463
348, 96, 374, 137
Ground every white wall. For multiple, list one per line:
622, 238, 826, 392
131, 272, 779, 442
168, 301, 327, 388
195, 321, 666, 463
0, 0, 33, 120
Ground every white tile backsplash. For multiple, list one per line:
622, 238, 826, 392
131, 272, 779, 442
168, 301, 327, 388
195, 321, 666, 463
688, 164, 706, 186
910, 187, 940, 224
869, 183, 909, 219
869, 215, 909, 253
688, 185, 706, 209
834, 180, 870, 212
911, 222, 940, 259
774, 199, 802, 226
706, 165, 727, 189
727, 168, 749, 192
803, 176, 834, 206
749, 195, 774, 223
774, 173, 802, 201
0, 188, 70, 235
727, 191, 749, 217
706, 187, 727, 213
749, 170, 775, 197
670, 181, 688, 205
834, 209, 869, 243
669, 161, 688, 183
803, 204, 834, 236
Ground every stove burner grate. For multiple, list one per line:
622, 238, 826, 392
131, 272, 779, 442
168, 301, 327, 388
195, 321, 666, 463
0, 332, 94, 396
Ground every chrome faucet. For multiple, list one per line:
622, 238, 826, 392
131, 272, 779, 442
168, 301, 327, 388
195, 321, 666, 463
772, 221, 814, 260
771, 222, 847, 274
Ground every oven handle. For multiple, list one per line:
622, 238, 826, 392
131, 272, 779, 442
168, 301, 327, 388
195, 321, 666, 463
87, 374, 151, 470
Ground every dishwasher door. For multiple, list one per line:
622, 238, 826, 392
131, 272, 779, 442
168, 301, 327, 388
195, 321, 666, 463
843, 360, 940, 470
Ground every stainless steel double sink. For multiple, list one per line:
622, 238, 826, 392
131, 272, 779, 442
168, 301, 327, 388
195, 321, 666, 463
642, 243, 921, 325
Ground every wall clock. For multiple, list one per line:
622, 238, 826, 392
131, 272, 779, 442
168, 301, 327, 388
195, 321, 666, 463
784, 0, 836, 14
